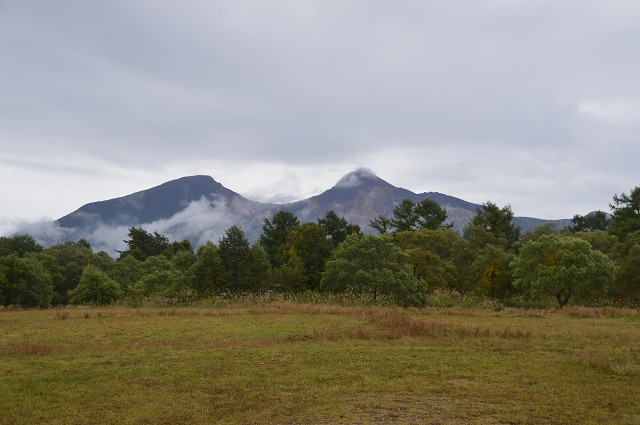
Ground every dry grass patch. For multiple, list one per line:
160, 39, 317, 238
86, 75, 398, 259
1, 304, 639, 424
565, 306, 639, 318
576, 348, 639, 377
0, 340, 58, 357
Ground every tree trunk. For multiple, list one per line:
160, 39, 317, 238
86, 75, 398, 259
556, 287, 572, 307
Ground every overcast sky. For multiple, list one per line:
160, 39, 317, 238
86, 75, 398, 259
2, 0, 639, 235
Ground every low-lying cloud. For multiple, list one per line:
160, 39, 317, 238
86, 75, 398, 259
8, 196, 257, 257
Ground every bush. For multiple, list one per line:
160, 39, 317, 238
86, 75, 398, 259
69, 265, 122, 305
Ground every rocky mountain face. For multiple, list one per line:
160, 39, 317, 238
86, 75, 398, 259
33, 168, 569, 255
280, 168, 478, 232
57, 175, 256, 228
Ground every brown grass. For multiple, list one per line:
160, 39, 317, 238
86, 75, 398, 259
2, 303, 639, 424
0, 340, 57, 357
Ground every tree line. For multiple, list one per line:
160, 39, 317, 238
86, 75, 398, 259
1, 186, 639, 308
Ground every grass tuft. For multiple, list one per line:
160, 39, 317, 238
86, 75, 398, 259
576, 348, 639, 377
54, 310, 69, 320
1, 340, 56, 357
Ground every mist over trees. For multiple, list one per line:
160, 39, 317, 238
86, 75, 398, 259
1, 186, 640, 308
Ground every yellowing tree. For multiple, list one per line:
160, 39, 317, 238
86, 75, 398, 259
511, 235, 617, 307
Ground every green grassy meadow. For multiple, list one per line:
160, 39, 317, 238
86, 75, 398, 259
1, 304, 639, 424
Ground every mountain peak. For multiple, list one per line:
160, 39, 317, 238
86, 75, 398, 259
334, 168, 387, 189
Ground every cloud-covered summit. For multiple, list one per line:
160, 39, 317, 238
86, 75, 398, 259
334, 168, 383, 189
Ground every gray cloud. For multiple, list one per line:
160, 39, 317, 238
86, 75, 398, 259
14, 196, 245, 256
1, 0, 639, 227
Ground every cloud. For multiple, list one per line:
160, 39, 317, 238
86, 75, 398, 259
334, 168, 378, 189
4, 195, 249, 257
150, 196, 240, 247
1, 1, 639, 222
83, 196, 251, 256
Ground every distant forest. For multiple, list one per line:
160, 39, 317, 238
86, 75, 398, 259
1, 186, 639, 309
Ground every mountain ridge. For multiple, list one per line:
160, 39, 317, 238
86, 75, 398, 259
25, 168, 570, 254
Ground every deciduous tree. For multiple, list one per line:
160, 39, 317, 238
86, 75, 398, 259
39, 241, 94, 304
0, 254, 53, 307
272, 254, 307, 293
511, 235, 617, 306
322, 234, 427, 307
69, 265, 122, 305
470, 245, 514, 299
395, 229, 459, 290
610, 230, 640, 298
281, 223, 334, 290
0, 234, 43, 257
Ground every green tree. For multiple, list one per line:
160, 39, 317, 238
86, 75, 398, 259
126, 255, 173, 298
108, 255, 143, 291
511, 235, 617, 307
259, 211, 300, 267
135, 270, 173, 297
390, 199, 419, 232
0, 254, 53, 307
614, 246, 640, 299
610, 230, 640, 298
568, 211, 610, 233
572, 231, 619, 256
395, 229, 458, 290
69, 265, 122, 305
609, 186, 640, 241
369, 215, 392, 235
0, 234, 43, 257
166, 239, 194, 258
91, 251, 114, 272
318, 210, 361, 246
245, 244, 272, 291
322, 234, 427, 307
281, 223, 334, 290
415, 199, 452, 230
39, 241, 94, 304
119, 227, 170, 260
470, 245, 514, 299
218, 226, 252, 292
219, 226, 271, 292
519, 223, 558, 246
369, 198, 449, 234
171, 249, 197, 273
191, 242, 225, 296
139, 255, 171, 276
464, 202, 520, 250
272, 254, 308, 293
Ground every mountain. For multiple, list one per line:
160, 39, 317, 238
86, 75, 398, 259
23, 169, 570, 254
280, 168, 479, 232
58, 175, 250, 228
51, 175, 275, 253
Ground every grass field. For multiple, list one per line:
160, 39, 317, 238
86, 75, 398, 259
1, 303, 639, 424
